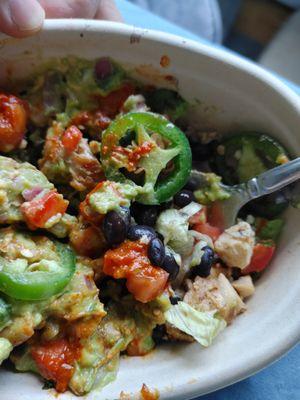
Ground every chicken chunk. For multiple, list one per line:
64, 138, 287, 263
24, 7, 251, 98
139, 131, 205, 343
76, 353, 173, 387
184, 273, 245, 323
214, 222, 255, 269
232, 275, 255, 299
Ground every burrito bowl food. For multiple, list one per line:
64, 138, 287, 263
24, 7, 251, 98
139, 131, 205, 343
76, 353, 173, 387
0, 57, 291, 395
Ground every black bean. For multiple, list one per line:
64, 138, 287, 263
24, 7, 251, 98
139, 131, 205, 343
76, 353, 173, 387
152, 324, 167, 344
148, 238, 165, 267
170, 295, 181, 305
130, 202, 159, 226
231, 267, 242, 280
127, 225, 157, 241
173, 190, 195, 207
191, 246, 214, 278
162, 253, 180, 281
103, 209, 130, 246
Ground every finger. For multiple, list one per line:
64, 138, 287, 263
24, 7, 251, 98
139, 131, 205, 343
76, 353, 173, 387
96, 0, 123, 22
38, 0, 100, 19
0, 0, 45, 37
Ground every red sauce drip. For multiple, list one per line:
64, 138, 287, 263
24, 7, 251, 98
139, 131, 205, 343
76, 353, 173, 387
160, 55, 170, 68
140, 384, 160, 400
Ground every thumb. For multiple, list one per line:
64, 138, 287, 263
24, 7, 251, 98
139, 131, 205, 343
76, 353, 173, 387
0, 0, 45, 38
96, 0, 123, 22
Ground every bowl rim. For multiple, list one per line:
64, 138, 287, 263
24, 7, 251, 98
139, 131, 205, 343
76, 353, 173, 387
2, 19, 300, 399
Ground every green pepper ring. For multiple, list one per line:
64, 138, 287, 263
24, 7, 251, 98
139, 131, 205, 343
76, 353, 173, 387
0, 243, 76, 301
213, 132, 288, 185
100, 112, 192, 204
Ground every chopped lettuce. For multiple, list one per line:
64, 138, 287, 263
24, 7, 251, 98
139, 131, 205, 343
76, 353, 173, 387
93, 355, 120, 391
0, 338, 12, 364
189, 240, 208, 268
122, 94, 148, 113
156, 202, 201, 256
165, 301, 226, 347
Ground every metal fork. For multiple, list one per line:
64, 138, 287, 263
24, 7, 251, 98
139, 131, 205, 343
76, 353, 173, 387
191, 157, 300, 230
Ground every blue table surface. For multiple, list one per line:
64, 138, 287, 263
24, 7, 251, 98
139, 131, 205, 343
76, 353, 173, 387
115, 1, 300, 399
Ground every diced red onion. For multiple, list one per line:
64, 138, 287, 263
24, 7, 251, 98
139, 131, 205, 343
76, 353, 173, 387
84, 275, 94, 290
22, 187, 43, 201
95, 57, 113, 80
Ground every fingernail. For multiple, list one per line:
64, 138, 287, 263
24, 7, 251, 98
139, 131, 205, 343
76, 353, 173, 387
9, 0, 45, 31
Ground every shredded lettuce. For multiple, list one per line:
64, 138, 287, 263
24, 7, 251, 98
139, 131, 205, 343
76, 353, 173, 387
180, 202, 203, 219
165, 301, 226, 347
189, 240, 208, 268
0, 338, 12, 364
156, 203, 201, 256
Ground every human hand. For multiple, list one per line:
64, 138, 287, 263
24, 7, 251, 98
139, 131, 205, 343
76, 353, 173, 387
0, 0, 122, 37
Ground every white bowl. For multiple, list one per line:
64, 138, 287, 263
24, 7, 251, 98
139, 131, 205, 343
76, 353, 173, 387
0, 20, 299, 400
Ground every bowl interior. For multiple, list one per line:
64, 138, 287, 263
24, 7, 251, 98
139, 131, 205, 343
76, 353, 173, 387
0, 20, 299, 400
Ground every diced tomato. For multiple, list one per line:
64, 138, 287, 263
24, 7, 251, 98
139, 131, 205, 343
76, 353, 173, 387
242, 242, 276, 274
79, 181, 106, 226
97, 83, 135, 117
103, 240, 169, 303
126, 266, 169, 303
21, 190, 68, 229
193, 222, 222, 242
0, 93, 28, 153
61, 125, 83, 154
71, 110, 111, 132
207, 202, 225, 231
189, 206, 207, 225
31, 339, 81, 392
70, 111, 91, 126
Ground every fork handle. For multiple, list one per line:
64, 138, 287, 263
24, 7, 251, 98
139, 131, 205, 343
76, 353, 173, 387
246, 157, 300, 199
